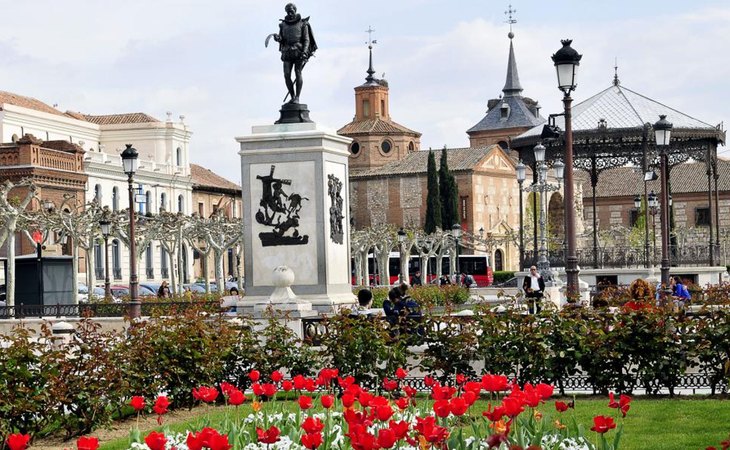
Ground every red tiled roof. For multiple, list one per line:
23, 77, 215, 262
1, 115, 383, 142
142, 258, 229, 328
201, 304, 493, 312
0, 90, 66, 117
84, 112, 160, 125
190, 164, 241, 192
338, 118, 420, 136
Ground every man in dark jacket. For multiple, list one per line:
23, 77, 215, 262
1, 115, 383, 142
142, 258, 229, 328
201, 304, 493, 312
522, 266, 545, 314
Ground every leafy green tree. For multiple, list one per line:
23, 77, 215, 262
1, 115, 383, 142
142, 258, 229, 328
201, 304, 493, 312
424, 150, 441, 234
439, 146, 459, 229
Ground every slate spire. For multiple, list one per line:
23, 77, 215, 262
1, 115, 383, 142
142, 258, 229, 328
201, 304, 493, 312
502, 32, 523, 98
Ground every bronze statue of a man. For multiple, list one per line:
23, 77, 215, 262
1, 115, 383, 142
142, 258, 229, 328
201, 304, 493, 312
272, 3, 317, 104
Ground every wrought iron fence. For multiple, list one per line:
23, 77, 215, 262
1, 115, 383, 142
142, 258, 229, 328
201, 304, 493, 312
146, 268, 155, 279
523, 244, 728, 269
94, 268, 105, 279
0, 301, 222, 319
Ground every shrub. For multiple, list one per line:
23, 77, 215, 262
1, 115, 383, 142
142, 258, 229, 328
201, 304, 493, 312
492, 271, 516, 284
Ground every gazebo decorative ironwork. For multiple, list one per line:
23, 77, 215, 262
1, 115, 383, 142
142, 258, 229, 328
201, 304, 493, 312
510, 76, 726, 269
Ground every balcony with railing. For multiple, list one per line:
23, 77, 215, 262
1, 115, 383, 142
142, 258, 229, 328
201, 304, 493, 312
161, 268, 169, 278
113, 268, 122, 280
146, 268, 155, 279
95, 267, 105, 279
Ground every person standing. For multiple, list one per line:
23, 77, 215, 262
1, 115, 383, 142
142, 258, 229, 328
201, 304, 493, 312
522, 266, 545, 314
411, 270, 423, 286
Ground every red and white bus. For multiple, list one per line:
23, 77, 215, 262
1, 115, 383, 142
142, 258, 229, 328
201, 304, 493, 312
352, 253, 493, 287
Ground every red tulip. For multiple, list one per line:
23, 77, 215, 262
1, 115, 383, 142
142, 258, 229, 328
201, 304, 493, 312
256, 426, 281, 444
555, 401, 569, 412
415, 416, 449, 444
208, 432, 232, 450
536, 383, 554, 400
403, 385, 416, 398
482, 374, 509, 392
249, 369, 260, 382
377, 428, 397, 449
153, 396, 170, 415
220, 382, 235, 396
262, 383, 277, 397
228, 388, 246, 406
462, 390, 478, 406
433, 399, 451, 418
342, 393, 356, 408
375, 404, 394, 421
483, 404, 505, 422
76, 436, 99, 450
423, 375, 436, 387
282, 380, 294, 391
382, 377, 398, 391
6, 434, 31, 450
271, 370, 283, 382
321, 394, 335, 409
293, 374, 306, 390
389, 420, 410, 440
591, 415, 617, 434
395, 367, 408, 380
298, 395, 313, 410
130, 396, 145, 411
395, 397, 409, 410
302, 417, 325, 434
301, 432, 323, 449
501, 396, 525, 418
193, 386, 218, 403
144, 431, 167, 450
449, 397, 469, 416
186, 432, 205, 450
456, 373, 466, 385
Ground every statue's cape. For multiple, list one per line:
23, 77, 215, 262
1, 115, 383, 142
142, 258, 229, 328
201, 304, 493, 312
302, 17, 317, 56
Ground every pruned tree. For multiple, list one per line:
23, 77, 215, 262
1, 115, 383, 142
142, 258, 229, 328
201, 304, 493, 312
113, 208, 157, 286
370, 224, 397, 286
0, 179, 37, 305
145, 211, 190, 295
203, 210, 243, 294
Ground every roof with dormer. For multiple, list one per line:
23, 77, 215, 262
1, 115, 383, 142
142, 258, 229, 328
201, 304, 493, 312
84, 112, 161, 125
349, 145, 508, 179
467, 34, 545, 134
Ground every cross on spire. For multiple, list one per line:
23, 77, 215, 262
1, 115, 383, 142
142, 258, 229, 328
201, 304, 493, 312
365, 26, 377, 48
505, 4, 517, 35
365, 26, 377, 83
613, 57, 620, 86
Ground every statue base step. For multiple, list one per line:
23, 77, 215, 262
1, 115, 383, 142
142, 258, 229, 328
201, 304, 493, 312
276, 103, 313, 124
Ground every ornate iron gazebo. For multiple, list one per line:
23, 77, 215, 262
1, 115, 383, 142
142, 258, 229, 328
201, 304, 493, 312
510, 77, 726, 269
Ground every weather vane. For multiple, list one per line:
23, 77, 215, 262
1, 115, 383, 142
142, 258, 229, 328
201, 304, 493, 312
505, 4, 517, 34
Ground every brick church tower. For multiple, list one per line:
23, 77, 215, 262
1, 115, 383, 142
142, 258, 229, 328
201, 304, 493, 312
338, 38, 421, 173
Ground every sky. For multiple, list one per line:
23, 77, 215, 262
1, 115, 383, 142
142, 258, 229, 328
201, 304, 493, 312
0, 0, 727, 182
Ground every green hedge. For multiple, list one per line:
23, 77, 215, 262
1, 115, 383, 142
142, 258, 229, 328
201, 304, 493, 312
354, 285, 470, 308
492, 271, 516, 284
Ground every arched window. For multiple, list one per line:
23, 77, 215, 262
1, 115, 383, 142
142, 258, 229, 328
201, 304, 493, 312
94, 184, 102, 203
494, 249, 504, 272
161, 247, 169, 278
178, 195, 184, 213
408, 141, 415, 152
176, 147, 182, 166
112, 186, 119, 211
160, 193, 167, 212
145, 244, 154, 279
94, 243, 104, 280
112, 239, 121, 280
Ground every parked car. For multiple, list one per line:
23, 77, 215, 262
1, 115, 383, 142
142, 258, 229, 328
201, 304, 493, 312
494, 277, 519, 288
193, 281, 241, 295
109, 284, 156, 299
139, 282, 162, 297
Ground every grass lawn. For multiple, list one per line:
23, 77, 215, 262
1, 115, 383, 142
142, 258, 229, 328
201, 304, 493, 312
97, 397, 730, 450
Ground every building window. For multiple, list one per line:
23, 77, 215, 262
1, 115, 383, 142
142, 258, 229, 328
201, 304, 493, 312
408, 141, 415, 152
380, 140, 392, 154
94, 243, 104, 280
112, 239, 122, 280
212, 204, 219, 216
461, 196, 468, 220
494, 249, 504, 271
232, 200, 237, 218
380, 99, 385, 117
176, 147, 182, 166
363, 99, 370, 118
198, 202, 205, 217
629, 209, 640, 227
696, 207, 711, 226
350, 141, 360, 155
178, 195, 184, 213
161, 247, 169, 278
146, 191, 152, 214
160, 193, 167, 212
94, 184, 102, 203
112, 186, 119, 211
146, 244, 154, 279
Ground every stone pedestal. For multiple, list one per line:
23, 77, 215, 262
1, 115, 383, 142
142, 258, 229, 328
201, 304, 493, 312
236, 122, 356, 313
276, 103, 312, 124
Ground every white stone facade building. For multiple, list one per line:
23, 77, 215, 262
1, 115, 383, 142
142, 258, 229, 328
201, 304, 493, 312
0, 91, 194, 287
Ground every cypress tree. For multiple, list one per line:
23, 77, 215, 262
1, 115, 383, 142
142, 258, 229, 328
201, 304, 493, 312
424, 150, 441, 234
439, 146, 459, 229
